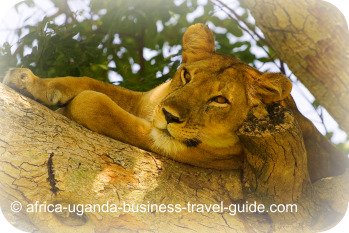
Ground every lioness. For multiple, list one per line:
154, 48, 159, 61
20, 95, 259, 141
2, 24, 344, 176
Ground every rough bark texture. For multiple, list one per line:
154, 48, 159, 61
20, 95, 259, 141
0, 83, 348, 233
238, 105, 309, 203
241, 0, 349, 133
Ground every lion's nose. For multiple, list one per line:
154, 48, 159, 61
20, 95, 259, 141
162, 108, 182, 124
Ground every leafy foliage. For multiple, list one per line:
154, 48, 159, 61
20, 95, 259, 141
0, 0, 265, 91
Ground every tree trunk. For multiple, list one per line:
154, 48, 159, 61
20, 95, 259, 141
241, 0, 349, 133
238, 104, 309, 203
0, 83, 347, 233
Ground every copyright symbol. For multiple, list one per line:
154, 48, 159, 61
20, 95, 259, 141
10, 201, 22, 213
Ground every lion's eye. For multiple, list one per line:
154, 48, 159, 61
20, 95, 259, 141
210, 96, 229, 104
181, 69, 191, 85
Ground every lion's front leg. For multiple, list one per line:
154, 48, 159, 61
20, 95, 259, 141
62, 90, 154, 151
3, 68, 84, 106
3, 68, 145, 113
3, 68, 59, 105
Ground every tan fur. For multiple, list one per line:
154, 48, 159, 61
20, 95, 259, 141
3, 24, 292, 170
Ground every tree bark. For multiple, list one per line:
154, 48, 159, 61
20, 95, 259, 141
0, 83, 347, 233
241, 0, 349, 133
238, 104, 309, 202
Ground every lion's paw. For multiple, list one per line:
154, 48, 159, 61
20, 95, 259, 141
3, 68, 36, 92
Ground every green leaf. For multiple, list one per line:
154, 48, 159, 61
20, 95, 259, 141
312, 100, 320, 109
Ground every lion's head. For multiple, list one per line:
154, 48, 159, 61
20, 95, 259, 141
151, 24, 292, 168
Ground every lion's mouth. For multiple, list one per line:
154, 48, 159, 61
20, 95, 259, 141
157, 128, 201, 148
183, 138, 201, 147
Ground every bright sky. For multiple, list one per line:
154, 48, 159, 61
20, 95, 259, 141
0, 0, 348, 232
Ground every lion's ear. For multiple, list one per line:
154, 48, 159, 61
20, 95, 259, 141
248, 72, 292, 105
182, 23, 215, 63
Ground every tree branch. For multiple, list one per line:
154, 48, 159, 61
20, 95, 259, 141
0, 83, 347, 232
241, 0, 349, 133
